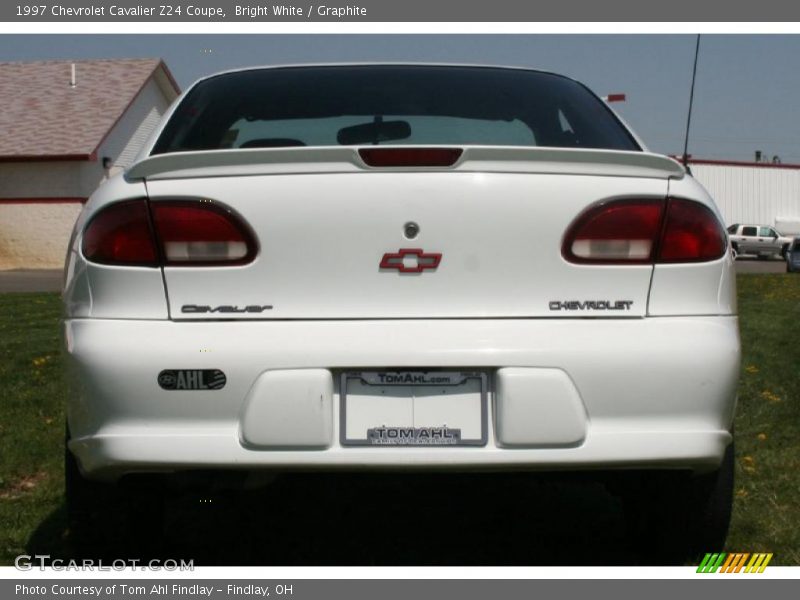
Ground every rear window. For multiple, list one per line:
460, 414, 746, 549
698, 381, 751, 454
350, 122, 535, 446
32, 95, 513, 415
152, 66, 641, 154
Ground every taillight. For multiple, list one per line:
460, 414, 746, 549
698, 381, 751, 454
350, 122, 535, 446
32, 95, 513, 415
151, 201, 257, 265
82, 200, 158, 266
563, 200, 663, 264
359, 147, 463, 167
657, 198, 727, 262
563, 198, 726, 264
82, 199, 257, 267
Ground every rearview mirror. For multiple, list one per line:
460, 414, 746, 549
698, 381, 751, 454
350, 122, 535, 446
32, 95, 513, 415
337, 120, 411, 145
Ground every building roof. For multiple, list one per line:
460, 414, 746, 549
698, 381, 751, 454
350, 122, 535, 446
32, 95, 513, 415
687, 158, 800, 171
0, 58, 180, 161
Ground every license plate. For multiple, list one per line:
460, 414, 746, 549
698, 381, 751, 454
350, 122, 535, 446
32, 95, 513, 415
340, 371, 488, 447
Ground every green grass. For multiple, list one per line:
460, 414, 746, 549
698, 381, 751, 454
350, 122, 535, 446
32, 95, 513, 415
0, 293, 66, 563
726, 275, 800, 563
0, 277, 798, 565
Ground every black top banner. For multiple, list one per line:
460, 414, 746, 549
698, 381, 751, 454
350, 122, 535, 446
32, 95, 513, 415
3, 0, 800, 22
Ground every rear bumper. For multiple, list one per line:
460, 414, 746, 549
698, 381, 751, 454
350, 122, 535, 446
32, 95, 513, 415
64, 316, 740, 480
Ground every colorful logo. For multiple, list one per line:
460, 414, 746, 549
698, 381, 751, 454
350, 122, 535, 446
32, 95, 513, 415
697, 552, 773, 573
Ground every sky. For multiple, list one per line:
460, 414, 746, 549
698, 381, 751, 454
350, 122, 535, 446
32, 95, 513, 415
1, 34, 799, 163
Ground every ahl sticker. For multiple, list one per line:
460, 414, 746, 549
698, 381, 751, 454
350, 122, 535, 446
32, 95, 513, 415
158, 369, 226, 391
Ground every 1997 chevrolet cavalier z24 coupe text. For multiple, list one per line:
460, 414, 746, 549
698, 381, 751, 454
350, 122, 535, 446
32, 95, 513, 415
63, 64, 739, 561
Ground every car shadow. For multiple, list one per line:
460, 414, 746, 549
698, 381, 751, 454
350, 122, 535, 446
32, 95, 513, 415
28, 473, 641, 566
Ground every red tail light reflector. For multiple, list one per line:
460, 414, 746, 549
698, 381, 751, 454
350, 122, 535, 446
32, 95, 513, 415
563, 198, 726, 264
82, 199, 257, 267
657, 198, 727, 262
82, 200, 158, 266
151, 201, 257, 265
359, 147, 463, 168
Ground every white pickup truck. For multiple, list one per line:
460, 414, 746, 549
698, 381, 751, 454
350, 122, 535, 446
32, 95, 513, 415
727, 223, 793, 259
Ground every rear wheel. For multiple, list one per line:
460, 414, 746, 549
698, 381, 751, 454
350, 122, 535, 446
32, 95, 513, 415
621, 441, 734, 565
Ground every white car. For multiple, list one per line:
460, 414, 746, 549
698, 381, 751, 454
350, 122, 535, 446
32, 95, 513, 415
63, 64, 739, 560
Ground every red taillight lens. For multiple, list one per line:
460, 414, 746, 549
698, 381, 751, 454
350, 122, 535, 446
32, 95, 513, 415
563, 200, 664, 264
359, 147, 463, 167
151, 201, 257, 266
657, 198, 727, 262
82, 199, 158, 266
563, 197, 726, 264
82, 199, 257, 267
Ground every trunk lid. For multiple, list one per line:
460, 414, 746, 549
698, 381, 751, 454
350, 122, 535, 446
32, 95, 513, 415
139, 147, 680, 320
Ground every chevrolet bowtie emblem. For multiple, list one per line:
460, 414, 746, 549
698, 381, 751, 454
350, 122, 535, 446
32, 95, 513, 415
380, 248, 442, 273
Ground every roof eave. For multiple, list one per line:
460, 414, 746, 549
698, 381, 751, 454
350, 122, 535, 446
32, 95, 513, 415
0, 153, 96, 163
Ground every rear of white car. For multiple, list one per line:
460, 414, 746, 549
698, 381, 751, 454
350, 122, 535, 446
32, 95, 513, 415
63, 65, 739, 560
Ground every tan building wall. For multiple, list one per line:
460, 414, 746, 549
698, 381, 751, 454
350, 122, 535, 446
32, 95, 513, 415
0, 201, 83, 269
0, 160, 105, 197
0, 160, 100, 269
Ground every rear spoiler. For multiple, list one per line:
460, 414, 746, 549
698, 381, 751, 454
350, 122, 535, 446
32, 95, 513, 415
127, 146, 686, 181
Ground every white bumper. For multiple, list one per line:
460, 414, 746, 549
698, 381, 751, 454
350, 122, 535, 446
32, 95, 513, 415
65, 316, 739, 480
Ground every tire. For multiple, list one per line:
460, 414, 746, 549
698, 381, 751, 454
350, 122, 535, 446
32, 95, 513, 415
621, 440, 734, 565
730, 243, 738, 260
65, 431, 165, 551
